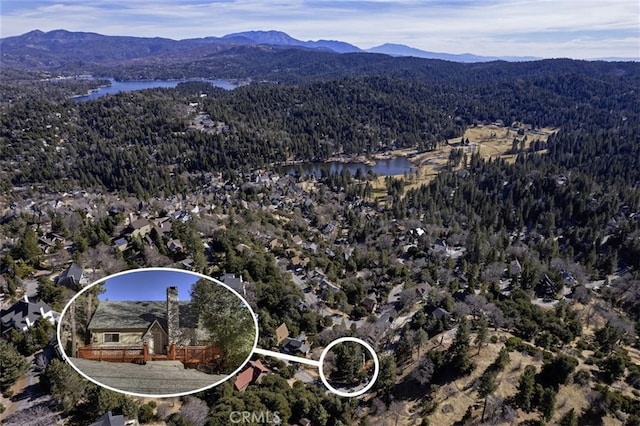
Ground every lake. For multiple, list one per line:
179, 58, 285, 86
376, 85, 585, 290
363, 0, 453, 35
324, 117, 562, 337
72, 78, 236, 101
283, 156, 416, 178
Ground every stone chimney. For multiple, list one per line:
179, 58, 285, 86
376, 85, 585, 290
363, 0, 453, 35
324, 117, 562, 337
166, 286, 179, 345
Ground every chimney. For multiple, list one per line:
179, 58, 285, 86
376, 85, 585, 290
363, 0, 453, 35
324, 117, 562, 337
166, 287, 179, 345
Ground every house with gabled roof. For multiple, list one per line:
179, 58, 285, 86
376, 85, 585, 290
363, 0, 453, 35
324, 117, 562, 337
86, 287, 205, 355
234, 360, 270, 392
153, 217, 173, 236
367, 312, 392, 346
274, 323, 289, 345
220, 273, 246, 297
57, 263, 84, 288
1, 295, 58, 335
282, 332, 311, 356
128, 219, 152, 238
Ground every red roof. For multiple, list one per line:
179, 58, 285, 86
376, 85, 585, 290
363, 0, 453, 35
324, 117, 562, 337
250, 360, 270, 373
234, 361, 271, 391
234, 368, 255, 392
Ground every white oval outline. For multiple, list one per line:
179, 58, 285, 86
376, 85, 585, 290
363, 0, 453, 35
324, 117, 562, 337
318, 337, 380, 397
56, 267, 259, 398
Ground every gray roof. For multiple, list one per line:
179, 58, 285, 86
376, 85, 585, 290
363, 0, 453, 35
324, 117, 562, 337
72, 359, 224, 396
90, 411, 125, 426
88, 301, 198, 331
282, 333, 310, 355
220, 273, 245, 295
1, 298, 54, 333
57, 263, 83, 285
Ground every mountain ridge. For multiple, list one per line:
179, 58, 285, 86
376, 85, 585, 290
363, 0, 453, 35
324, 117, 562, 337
0, 29, 539, 64
0, 29, 637, 71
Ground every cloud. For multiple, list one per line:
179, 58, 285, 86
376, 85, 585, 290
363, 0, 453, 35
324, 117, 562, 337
1, 0, 638, 58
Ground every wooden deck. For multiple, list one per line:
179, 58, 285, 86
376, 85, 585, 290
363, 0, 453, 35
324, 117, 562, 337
77, 343, 222, 366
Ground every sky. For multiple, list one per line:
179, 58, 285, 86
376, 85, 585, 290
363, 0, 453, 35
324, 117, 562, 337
97, 269, 201, 301
1, 0, 639, 59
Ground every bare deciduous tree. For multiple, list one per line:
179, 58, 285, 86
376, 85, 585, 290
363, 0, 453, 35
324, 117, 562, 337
83, 242, 127, 278
3, 402, 60, 426
181, 396, 209, 426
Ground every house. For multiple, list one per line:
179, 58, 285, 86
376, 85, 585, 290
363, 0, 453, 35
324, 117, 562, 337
167, 239, 184, 253
274, 323, 289, 345
220, 273, 246, 297
361, 293, 378, 313
289, 255, 310, 269
1, 295, 57, 335
282, 332, 311, 356
269, 238, 283, 250
367, 312, 392, 345
87, 287, 205, 355
318, 277, 340, 292
57, 263, 84, 288
89, 411, 125, 426
428, 307, 450, 321
38, 236, 57, 254
234, 360, 270, 392
153, 218, 173, 236
113, 237, 128, 252
129, 219, 152, 238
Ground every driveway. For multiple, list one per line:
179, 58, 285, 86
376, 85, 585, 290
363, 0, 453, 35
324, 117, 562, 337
0, 354, 58, 425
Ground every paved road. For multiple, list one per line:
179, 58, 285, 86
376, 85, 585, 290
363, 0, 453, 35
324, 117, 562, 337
0, 354, 58, 425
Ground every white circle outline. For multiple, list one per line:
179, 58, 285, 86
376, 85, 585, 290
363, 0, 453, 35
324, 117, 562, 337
56, 267, 260, 398
318, 337, 380, 397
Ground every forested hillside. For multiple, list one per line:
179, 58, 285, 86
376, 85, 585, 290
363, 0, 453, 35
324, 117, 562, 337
2, 41, 640, 425
2, 60, 638, 196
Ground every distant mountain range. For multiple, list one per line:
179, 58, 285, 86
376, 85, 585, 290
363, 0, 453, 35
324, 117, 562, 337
0, 29, 636, 72
214, 30, 537, 62
366, 43, 540, 63
219, 30, 362, 54
0, 29, 537, 66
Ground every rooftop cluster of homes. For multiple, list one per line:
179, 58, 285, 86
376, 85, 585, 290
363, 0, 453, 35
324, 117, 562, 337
1, 165, 594, 411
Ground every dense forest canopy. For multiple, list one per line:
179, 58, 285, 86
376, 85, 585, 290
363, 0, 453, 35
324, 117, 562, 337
1, 58, 638, 196
2, 35, 640, 426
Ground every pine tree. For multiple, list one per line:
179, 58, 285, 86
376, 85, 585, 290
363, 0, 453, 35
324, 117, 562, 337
478, 371, 497, 422
0, 340, 29, 390
538, 385, 556, 422
516, 365, 536, 412
475, 316, 488, 355
15, 226, 41, 265
449, 316, 472, 376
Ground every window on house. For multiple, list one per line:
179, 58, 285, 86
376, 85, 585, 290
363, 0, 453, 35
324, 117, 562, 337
104, 333, 120, 343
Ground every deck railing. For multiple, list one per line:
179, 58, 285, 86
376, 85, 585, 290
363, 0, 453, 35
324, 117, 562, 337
76, 345, 145, 362
76, 343, 222, 365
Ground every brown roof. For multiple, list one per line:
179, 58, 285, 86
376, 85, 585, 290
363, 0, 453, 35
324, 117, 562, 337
249, 360, 270, 373
234, 361, 270, 392
274, 323, 289, 345
234, 367, 255, 392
